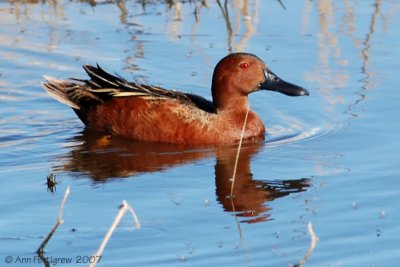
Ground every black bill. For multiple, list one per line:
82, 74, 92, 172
260, 70, 309, 96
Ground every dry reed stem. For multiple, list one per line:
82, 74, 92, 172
230, 106, 250, 197
233, 212, 253, 266
37, 186, 70, 255
293, 222, 319, 267
229, 106, 252, 266
90, 200, 140, 267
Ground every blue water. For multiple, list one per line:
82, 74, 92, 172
1, 1, 399, 266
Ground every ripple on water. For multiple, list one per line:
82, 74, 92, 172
266, 122, 345, 148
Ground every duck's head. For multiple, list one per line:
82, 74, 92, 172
211, 53, 309, 109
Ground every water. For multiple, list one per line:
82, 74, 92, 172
1, 1, 399, 266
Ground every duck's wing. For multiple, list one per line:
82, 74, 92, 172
43, 64, 215, 113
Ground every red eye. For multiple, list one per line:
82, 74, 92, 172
240, 63, 249, 69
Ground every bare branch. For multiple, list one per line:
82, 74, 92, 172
90, 200, 140, 267
293, 222, 319, 267
37, 186, 71, 255
230, 106, 250, 197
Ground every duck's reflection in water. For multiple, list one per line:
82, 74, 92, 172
57, 130, 310, 223
215, 146, 309, 223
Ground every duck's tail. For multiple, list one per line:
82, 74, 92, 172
42, 66, 111, 110
43, 76, 82, 109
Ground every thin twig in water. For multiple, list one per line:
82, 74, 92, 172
233, 212, 253, 266
90, 200, 140, 267
126, 202, 141, 229
230, 106, 250, 197
277, 0, 287, 10
37, 186, 71, 255
293, 222, 319, 267
229, 106, 252, 266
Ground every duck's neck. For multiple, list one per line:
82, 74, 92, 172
212, 83, 249, 112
